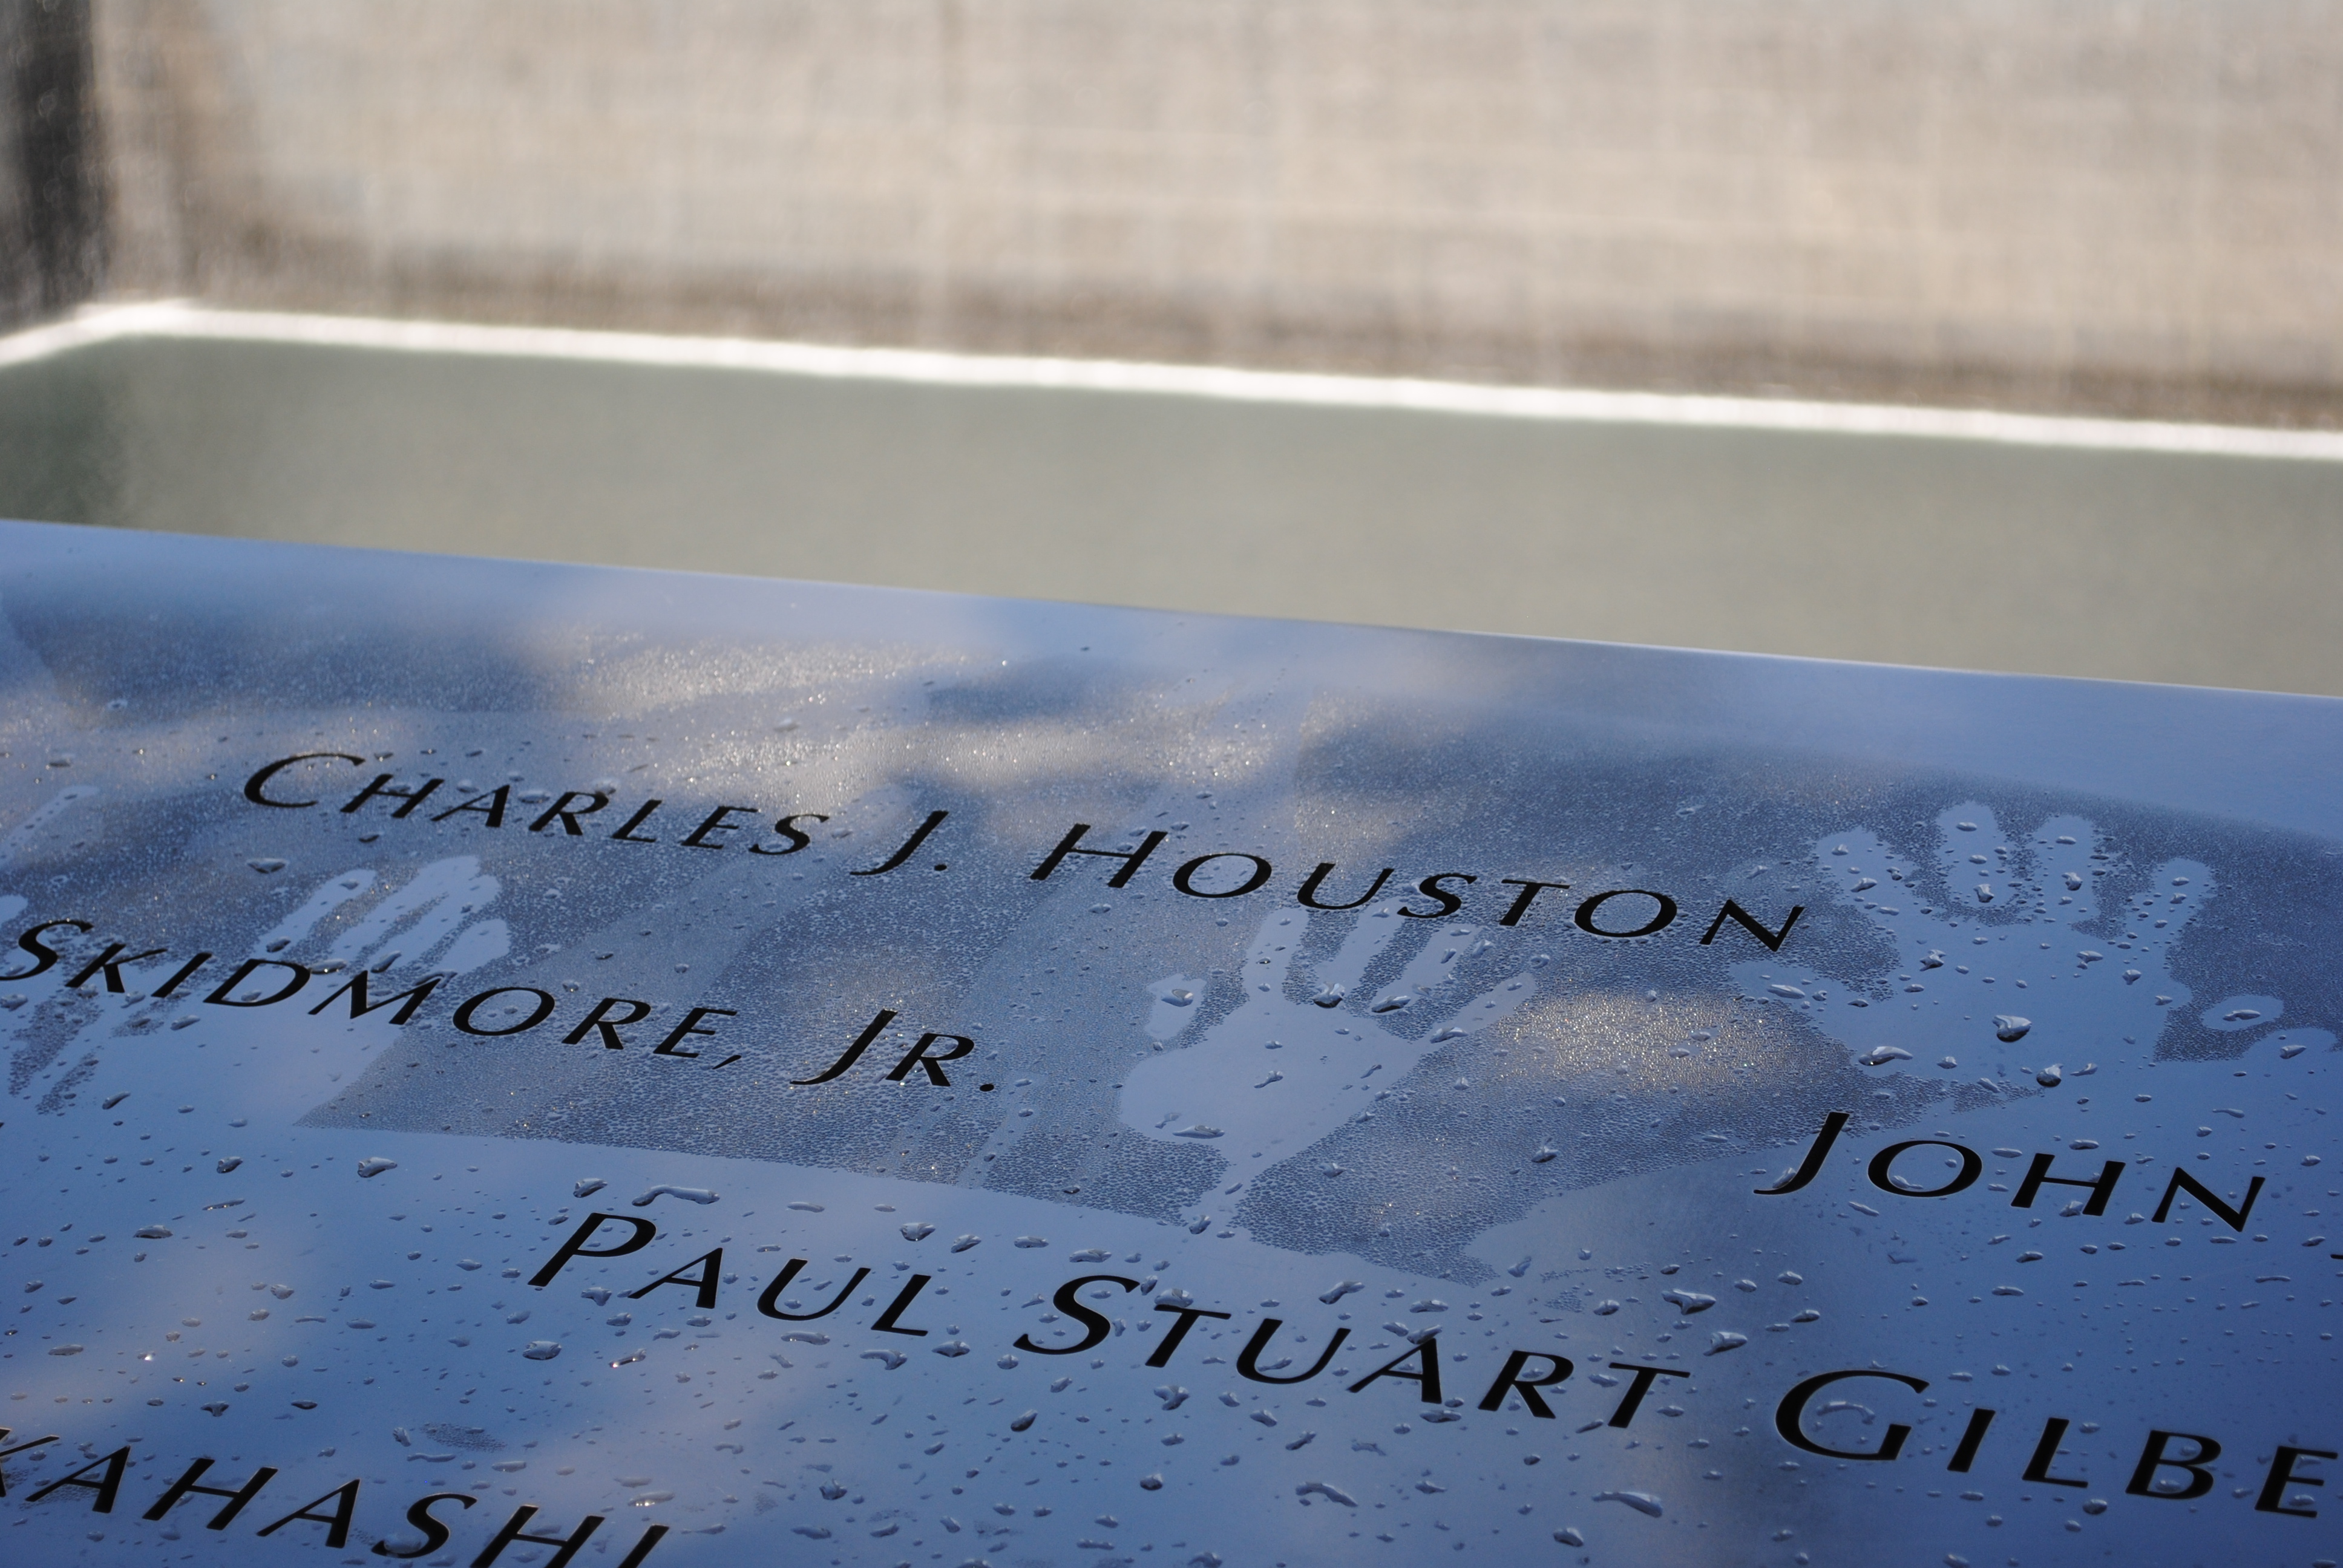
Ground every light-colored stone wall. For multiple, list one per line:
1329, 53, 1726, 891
90, 0, 2343, 421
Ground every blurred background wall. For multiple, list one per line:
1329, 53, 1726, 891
47, 0, 2343, 426
0, 0, 102, 324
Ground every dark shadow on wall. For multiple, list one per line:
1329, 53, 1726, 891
0, 0, 102, 327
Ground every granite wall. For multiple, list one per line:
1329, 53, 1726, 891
54, 1, 2343, 422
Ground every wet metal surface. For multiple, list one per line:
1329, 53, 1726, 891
0, 523, 2337, 1566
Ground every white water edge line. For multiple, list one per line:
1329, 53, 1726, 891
6, 298, 2342, 462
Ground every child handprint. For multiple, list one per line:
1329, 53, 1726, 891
1745, 801, 2212, 1086
1119, 900, 1542, 1177
1, 855, 512, 1114
304, 855, 511, 978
